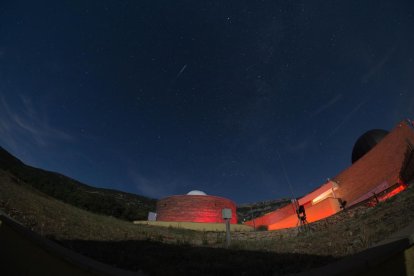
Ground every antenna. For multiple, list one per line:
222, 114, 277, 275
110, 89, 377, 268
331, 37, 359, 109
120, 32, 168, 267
276, 148, 296, 200
276, 146, 307, 231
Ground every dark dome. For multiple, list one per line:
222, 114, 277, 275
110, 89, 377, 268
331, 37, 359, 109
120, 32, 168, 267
352, 129, 389, 163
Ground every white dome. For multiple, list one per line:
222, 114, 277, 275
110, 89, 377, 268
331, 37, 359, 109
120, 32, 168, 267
187, 190, 207, 196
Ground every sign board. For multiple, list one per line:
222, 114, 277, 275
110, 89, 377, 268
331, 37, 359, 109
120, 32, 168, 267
148, 212, 157, 221
222, 208, 232, 219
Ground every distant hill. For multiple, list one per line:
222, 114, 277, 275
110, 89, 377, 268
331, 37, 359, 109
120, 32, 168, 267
0, 146, 156, 221
237, 199, 291, 223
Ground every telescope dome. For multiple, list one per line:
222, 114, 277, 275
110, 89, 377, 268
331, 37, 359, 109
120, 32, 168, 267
187, 190, 207, 196
352, 129, 389, 163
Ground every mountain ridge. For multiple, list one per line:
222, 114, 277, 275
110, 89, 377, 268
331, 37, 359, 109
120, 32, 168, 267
0, 146, 156, 221
0, 146, 291, 222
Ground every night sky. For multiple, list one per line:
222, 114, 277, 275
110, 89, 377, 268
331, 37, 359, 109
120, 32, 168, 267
1, 1, 413, 203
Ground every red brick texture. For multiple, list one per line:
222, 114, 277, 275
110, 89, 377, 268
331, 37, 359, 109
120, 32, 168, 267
334, 121, 414, 205
156, 195, 238, 224
245, 120, 414, 230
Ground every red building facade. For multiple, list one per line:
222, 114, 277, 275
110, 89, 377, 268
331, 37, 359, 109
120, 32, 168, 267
245, 119, 414, 230
156, 193, 238, 224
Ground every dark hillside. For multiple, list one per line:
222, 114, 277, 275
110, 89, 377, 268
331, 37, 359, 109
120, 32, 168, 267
237, 199, 291, 223
0, 146, 156, 221
1, 164, 414, 275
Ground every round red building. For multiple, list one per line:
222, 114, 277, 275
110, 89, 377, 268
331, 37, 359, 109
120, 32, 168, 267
156, 190, 238, 224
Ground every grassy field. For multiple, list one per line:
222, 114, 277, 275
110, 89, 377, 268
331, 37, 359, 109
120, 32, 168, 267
0, 169, 338, 275
55, 239, 337, 275
0, 170, 212, 244
2, 167, 414, 275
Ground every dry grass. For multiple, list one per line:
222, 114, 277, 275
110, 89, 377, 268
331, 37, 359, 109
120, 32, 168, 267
0, 170, 203, 244
229, 184, 414, 257
0, 169, 339, 275
2, 167, 414, 265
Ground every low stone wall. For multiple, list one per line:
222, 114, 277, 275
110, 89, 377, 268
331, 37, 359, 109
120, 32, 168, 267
133, 220, 252, 232
231, 204, 372, 241
197, 186, 414, 259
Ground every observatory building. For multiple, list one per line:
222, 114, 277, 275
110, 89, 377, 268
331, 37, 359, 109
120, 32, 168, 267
351, 129, 389, 163
245, 119, 414, 230
156, 190, 238, 224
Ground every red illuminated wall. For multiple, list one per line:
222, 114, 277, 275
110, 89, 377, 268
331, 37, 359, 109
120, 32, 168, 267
245, 120, 414, 230
156, 195, 237, 224
334, 121, 414, 205
244, 182, 336, 229
251, 197, 341, 230
269, 197, 341, 229
244, 203, 296, 228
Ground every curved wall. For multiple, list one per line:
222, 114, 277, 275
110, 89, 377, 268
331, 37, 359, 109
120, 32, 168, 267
156, 195, 237, 224
334, 121, 414, 204
244, 119, 414, 230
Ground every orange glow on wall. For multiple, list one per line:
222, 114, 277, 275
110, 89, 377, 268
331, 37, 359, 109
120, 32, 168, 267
305, 197, 341, 222
244, 203, 296, 228
297, 181, 336, 206
378, 184, 407, 202
268, 214, 298, 230
244, 120, 414, 231
268, 197, 341, 230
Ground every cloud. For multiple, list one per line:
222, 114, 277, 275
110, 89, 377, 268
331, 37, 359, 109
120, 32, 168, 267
0, 95, 74, 160
129, 171, 164, 198
328, 99, 367, 137
361, 46, 396, 83
286, 139, 310, 154
128, 169, 184, 199
311, 94, 343, 117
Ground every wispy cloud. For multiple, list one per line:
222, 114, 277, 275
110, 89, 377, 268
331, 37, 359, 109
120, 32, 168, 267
286, 139, 310, 154
328, 99, 367, 137
361, 46, 396, 83
129, 171, 164, 198
0, 95, 74, 160
311, 94, 343, 117
175, 64, 187, 79
128, 169, 185, 199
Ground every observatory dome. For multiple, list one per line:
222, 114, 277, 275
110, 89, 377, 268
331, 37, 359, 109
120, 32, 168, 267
187, 190, 207, 195
156, 193, 237, 224
352, 129, 389, 163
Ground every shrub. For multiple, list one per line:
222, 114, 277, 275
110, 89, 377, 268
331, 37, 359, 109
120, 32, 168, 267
256, 225, 268, 231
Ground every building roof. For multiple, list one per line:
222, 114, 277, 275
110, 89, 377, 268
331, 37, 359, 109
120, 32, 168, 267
186, 190, 207, 196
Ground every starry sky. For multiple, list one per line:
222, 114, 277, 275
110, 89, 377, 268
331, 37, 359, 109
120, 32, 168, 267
1, 1, 413, 203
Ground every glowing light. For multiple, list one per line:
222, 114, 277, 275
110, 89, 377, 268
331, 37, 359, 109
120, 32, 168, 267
378, 184, 407, 202
268, 197, 341, 230
156, 195, 238, 224
312, 189, 334, 205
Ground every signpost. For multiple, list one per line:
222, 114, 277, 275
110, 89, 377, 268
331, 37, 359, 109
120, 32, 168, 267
222, 208, 232, 248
